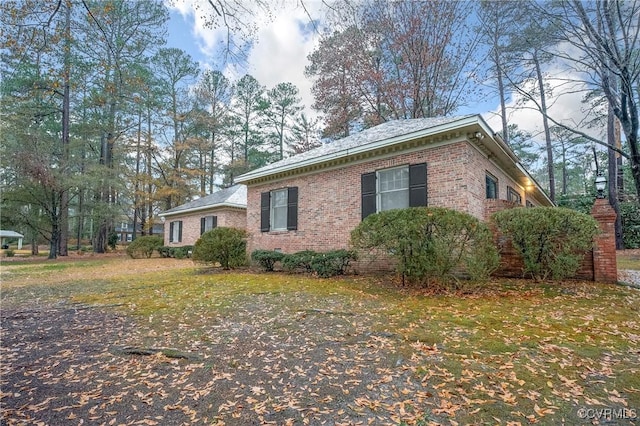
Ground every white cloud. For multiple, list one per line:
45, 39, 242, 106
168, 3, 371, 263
245, 10, 320, 111
484, 70, 606, 145
166, 0, 229, 58
166, 0, 323, 116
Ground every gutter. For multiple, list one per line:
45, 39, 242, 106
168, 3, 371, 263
235, 115, 480, 183
159, 202, 247, 218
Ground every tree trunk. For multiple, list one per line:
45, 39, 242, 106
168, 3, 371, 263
31, 236, 39, 256
533, 51, 555, 203
49, 204, 59, 260
495, 52, 509, 145
561, 140, 568, 195
133, 109, 142, 241
209, 132, 216, 194
58, 0, 72, 256
608, 104, 624, 249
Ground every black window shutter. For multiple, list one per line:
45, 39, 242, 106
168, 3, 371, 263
361, 172, 377, 219
200, 217, 206, 235
409, 163, 427, 207
212, 215, 218, 228
178, 221, 182, 242
260, 192, 270, 232
287, 187, 298, 231
169, 222, 174, 242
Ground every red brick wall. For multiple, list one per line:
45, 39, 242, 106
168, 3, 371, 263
246, 140, 530, 255
591, 199, 618, 283
487, 199, 617, 282
163, 207, 246, 246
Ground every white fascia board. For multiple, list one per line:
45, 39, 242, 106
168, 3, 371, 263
159, 202, 246, 218
516, 163, 554, 206
235, 116, 481, 183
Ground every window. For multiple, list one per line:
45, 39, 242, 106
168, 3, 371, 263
271, 189, 288, 230
260, 187, 298, 232
169, 220, 182, 243
361, 163, 427, 219
526, 200, 534, 208
507, 187, 522, 204
200, 215, 217, 234
486, 174, 498, 199
377, 166, 410, 212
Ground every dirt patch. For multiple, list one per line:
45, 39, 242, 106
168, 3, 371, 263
1, 297, 443, 425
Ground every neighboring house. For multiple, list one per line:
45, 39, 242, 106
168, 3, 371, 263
159, 184, 247, 246
114, 221, 165, 243
235, 114, 553, 255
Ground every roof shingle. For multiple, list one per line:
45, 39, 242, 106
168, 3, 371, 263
160, 184, 246, 216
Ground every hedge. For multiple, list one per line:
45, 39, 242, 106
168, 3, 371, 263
492, 207, 599, 280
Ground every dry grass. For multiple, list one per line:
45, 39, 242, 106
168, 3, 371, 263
619, 249, 640, 271
2, 256, 639, 425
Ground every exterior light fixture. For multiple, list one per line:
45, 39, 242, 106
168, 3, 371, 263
160, 216, 166, 223
595, 172, 607, 199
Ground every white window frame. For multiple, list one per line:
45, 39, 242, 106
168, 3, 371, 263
203, 215, 216, 233
270, 189, 288, 231
376, 165, 410, 212
171, 221, 182, 243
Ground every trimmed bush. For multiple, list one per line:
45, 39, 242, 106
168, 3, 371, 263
159, 245, 193, 259
126, 235, 164, 258
351, 207, 499, 287
282, 250, 317, 273
174, 245, 193, 259
251, 250, 285, 271
192, 227, 248, 269
492, 207, 599, 280
310, 249, 357, 278
620, 201, 640, 249
158, 246, 172, 258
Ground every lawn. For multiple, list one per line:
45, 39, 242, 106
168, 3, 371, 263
1, 256, 639, 425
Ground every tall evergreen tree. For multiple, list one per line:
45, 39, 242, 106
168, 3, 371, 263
265, 82, 303, 160
151, 47, 200, 209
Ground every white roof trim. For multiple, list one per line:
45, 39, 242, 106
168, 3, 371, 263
159, 202, 246, 218
235, 115, 480, 183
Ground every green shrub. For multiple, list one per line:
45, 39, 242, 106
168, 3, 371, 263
174, 245, 193, 259
108, 231, 119, 250
282, 250, 317, 273
251, 250, 285, 271
126, 235, 164, 258
159, 245, 194, 259
158, 246, 172, 258
192, 227, 248, 269
492, 207, 599, 280
351, 207, 498, 287
620, 201, 640, 249
5, 249, 15, 257
310, 249, 357, 278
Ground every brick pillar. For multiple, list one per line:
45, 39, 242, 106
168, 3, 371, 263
591, 199, 618, 283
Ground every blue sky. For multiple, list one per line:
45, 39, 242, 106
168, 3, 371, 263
162, 1, 599, 146
164, 1, 320, 114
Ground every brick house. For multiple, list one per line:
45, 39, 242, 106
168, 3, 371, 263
234, 115, 553, 255
159, 184, 247, 246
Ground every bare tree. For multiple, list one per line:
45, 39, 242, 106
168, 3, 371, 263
306, 1, 480, 138
477, 0, 523, 145
529, 0, 640, 201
